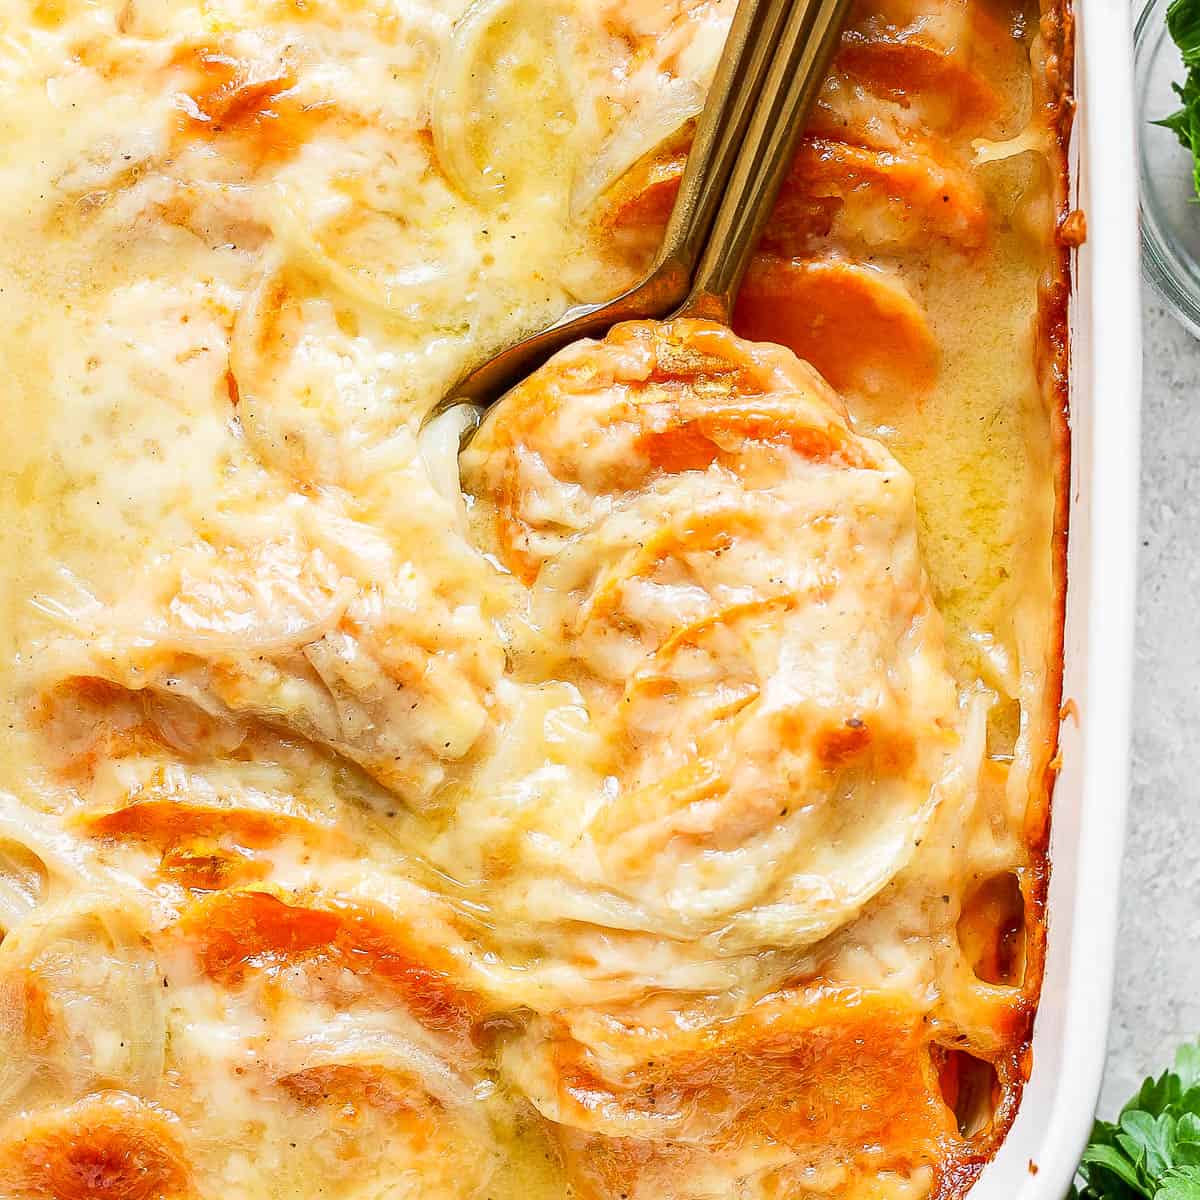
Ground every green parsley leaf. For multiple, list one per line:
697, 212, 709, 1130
1156, 106, 1195, 148
1169, 0, 1200, 69
1177, 1046, 1200, 1091
1074, 1042, 1200, 1200
1158, 0, 1200, 198
1080, 1143, 1149, 1194
1157, 1167, 1200, 1200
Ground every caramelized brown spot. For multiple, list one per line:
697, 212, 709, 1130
814, 717, 873, 766
649, 338, 742, 383
0, 1093, 192, 1200
279, 1064, 431, 1125
158, 844, 271, 890
774, 707, 917, 773
20, 976, 55, 1044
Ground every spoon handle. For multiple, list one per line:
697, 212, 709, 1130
436, 0, 800, 408
675, 0, 855, 322
652, 0, 798, 292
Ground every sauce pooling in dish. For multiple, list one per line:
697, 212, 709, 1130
0, 0, 1068, 1195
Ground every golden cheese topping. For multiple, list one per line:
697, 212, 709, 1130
0, 0, 1070, 1195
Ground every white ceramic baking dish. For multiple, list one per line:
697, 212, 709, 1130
969, 1, 1142, 1195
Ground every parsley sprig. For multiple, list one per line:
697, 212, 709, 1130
1073, 1042, 1200, 1199
1157, 0, 1200, 199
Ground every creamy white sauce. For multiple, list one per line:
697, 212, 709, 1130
0, 0, 1065, 1195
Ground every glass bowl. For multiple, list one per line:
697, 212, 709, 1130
1138, 0, 1200, 335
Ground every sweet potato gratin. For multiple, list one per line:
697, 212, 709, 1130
0, 0, 1071, 1195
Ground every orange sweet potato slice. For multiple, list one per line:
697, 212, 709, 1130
604, 135, 986, 254
469, 319, 873, 582
77, 800, 341, 853
180, 890, 479, 1041
548, 987, 962, 1200
766, 137, 988, 253
835, 34, 1003, 131
78, 800, 315, 891
632, 398, 873, 473
492, 395, 867, 583
733, 257, 939, 396
168, 41, 341, 168
601, 148, 689, 232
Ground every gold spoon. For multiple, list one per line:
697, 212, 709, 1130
668, 0, 854, 325
435, 0, 853, 420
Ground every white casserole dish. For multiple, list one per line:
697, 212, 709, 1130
970, 1, 1141, 1194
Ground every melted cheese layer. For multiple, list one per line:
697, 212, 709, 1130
0, 0, 1068, 1195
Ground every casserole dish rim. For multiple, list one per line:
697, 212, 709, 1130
967, 0, 1141, 1193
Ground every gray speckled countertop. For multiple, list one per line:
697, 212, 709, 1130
1099, 285, 1200, 1114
